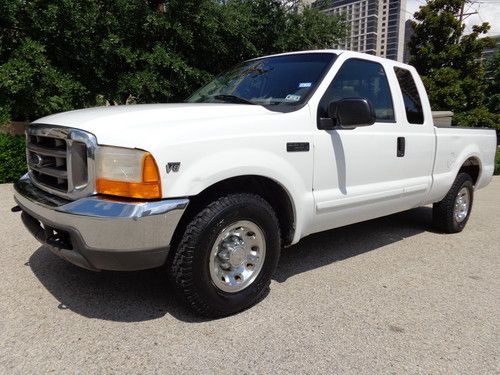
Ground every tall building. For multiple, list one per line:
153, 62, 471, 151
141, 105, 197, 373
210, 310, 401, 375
313, 0, 406, 61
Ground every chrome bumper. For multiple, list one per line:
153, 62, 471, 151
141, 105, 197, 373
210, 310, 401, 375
14, 174, 189, 271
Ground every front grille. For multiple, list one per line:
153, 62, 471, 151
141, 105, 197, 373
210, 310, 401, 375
26, 125, 97, 200
28, 135, 70, 192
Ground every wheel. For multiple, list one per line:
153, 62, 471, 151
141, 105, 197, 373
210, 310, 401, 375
170, 193, 281, 318
433, 172, 474, 233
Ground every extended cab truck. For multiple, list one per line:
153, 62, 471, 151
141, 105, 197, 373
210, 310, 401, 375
13, 51, 497, 317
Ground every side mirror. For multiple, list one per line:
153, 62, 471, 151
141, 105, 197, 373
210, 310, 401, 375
319, 98, 376, 130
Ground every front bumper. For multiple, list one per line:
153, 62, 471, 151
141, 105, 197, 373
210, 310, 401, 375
14, 174, 189, 271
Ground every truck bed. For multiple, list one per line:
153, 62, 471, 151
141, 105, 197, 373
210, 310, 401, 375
426, 126, 497, 204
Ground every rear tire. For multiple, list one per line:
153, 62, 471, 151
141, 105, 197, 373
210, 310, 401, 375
433, 173, 474, 233
170, 193, 281, 318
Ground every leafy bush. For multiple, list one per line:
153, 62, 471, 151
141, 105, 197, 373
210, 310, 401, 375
453, 107, 500, 129
0, 38, 88, 122
0, 134, 26, 183
0, 0, 347, 123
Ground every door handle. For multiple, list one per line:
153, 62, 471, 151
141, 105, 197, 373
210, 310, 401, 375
397, 137, 405, 157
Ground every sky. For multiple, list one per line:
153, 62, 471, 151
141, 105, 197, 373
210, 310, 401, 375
405, 0, 500, 36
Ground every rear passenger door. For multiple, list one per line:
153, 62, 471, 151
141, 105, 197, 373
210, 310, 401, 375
391, 66, 434, 207
312, 57, 411, 232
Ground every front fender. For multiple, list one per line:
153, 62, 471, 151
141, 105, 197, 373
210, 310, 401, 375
164, 148, 314, 244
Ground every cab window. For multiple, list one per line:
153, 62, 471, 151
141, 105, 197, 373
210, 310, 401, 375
394, 67, 424, 124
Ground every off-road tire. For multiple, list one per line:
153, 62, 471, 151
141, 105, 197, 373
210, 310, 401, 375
170, 193, 281, 318
432, 172, 474, 233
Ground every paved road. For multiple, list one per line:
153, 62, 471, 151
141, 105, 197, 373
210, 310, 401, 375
1, 179, 499, 374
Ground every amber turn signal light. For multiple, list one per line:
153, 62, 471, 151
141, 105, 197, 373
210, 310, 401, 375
96, 152, 162, 199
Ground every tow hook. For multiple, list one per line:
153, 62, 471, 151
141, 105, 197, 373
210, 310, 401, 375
11, 205, 21, 213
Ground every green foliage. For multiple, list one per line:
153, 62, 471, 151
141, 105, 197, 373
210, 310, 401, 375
0, 0, 346, 123
409, 0, 493, 78
408, 0, 497, 128
0, 134, 27, 183
485, 48, 500, 113
453, 108, 500, 129
0, 38, 88, 121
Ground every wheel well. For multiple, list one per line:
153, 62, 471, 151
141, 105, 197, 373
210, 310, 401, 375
458, 157, 480, 185
170, 176, 295, 251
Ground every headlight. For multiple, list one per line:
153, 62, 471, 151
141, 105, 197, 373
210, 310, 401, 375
95, 146, 162, 199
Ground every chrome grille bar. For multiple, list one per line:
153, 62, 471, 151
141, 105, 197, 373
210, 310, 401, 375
27, 143, 67, 158
29, 165, 68, 179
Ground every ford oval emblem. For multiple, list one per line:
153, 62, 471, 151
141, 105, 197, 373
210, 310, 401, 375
30, 154, 43, 167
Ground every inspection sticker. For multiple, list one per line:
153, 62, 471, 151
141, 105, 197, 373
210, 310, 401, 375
285, 94, 301, 102
298, 82, 312, 88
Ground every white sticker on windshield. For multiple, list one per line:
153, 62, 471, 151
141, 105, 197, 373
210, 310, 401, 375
298, 82, 312, 88
285, 94, 301, 102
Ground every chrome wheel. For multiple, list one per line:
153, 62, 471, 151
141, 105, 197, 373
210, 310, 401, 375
454, 187, 470, 223
209, 220, 266, 293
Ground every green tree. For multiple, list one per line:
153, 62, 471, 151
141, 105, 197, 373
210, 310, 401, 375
408, 0, 498, 128
0, 0, 346, 124
485, 47, 500, 114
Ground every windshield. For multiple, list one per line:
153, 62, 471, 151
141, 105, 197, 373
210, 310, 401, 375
187, 53, 336, 111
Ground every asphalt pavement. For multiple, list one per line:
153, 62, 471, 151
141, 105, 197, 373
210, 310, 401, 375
0, 179, 499, 374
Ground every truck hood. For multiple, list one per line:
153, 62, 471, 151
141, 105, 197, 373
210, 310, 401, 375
32, 103, 281, 148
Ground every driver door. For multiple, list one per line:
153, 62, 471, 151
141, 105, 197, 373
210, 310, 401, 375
312, 57, 408, 232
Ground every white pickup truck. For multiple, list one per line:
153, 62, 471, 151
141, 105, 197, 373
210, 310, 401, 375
13, 50, 497, 317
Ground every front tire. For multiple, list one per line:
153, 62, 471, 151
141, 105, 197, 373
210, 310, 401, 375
170, 193, 281, 318
433, 173, 474, 233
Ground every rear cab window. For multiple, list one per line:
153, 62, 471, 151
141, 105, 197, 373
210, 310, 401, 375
393, 67, 424, 124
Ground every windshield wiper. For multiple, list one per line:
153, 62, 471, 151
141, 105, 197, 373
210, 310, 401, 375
213, 94, 256, 105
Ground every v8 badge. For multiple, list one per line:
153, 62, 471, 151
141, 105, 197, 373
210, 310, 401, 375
166, 162, 181, 173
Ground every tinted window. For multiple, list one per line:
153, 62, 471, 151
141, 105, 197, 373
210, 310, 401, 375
319, 59, 395, 122
188, 53, 336, 112
394, 68, 424, 124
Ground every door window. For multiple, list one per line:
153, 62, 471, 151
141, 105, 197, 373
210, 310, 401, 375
319, 58, 395, 122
